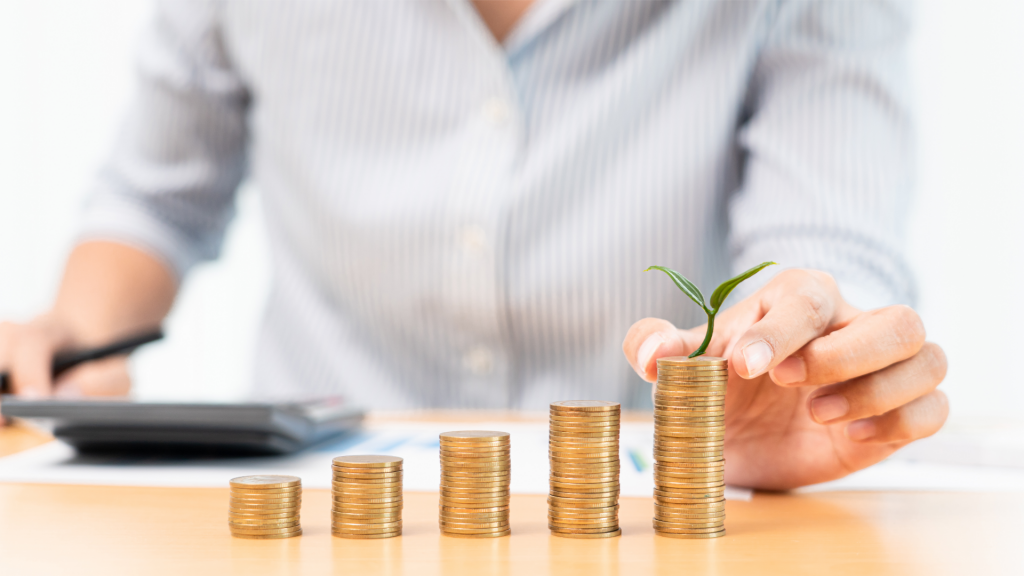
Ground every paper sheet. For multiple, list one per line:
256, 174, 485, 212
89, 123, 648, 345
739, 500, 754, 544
0, 420, 752, 500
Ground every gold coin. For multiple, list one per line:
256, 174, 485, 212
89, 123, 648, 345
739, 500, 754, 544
333, 455, 403, 467
333, 496, 403, 505
438, 446, 509, 455
548, 495, 618, 506
549, 510, 619, 519
549, 469, 620, 478
440, 475, 507, 483
441, 468, 510, 476
549, 416, 621, 425
440, 481, 507, 491
440, 510, 508, 519
439, 519, 509, 529
333, 531, 401, 539
549, 491, 619, 499
440, 511, 509, 519
232, 530, 302, 539
441, 484, 510, 492
654, 398, 726, 406
654, 510, 726, 520
550, 458, 619, 466
443, 467, 512, 475
440, 498, 509, 507
333, 465, 402, 474
655, 405, 729, 414
333, 468, 403, 476
549, 480, 620, 489
230, 525, 303, 535
654, 496, 725, 506
549, 442, 619, 451
548, 515, 619, 525
653, 519, 725, 529
229, 519, 300, 528
657, 355, 727, 364
332, 526, 403, 535
654, 462, 725, 471
653, 523, 724, 534
332, 479, 403, 487
548, 420, 621, 429
550, 400, 620, 411
331, 475, 402, 484
549, 506, 619, 516
229, 504, 300, 513
333, 519, 402, 529
552, 420, 614, 428
332, 514, 403, 522
331, 486, 403, 495
548, 525, 622, 534
440, 504, 509, 514
230, 486, 301, 496
441, 529, 511, 538
440, 526, 512, 535
655, 475, 729, 483
549, 487, 618, 496
551, 529, 621, 539
229, 475, 301, 490
439, 455, 510, 464
229, 495, 302, 505
440, 430, 510, 442
549, 519, 619, 529
228, 511, 295, 520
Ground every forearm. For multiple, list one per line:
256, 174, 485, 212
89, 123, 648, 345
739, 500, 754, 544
50, 241, 177, 346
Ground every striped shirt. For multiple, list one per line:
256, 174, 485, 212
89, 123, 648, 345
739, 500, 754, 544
80, 0, 915, 409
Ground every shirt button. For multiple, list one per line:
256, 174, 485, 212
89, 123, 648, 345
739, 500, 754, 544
482, 98, 511, 126
463, 346, 495, 376
459, 225, 488, 257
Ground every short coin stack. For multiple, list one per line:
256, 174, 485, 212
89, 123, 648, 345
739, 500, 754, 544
228, 475, 302, 539
331, 455, 403, 539
439, 430, 511, 538
653, 356, 727, 538
548, 400, 622, 539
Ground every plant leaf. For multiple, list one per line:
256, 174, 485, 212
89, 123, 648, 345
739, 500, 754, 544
644, 266, 707, 312
708, 261, 778, 311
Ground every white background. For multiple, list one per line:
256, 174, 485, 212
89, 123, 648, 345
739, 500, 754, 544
1, 1, 1022, 422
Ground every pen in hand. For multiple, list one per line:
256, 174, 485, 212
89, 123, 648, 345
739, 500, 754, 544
0, 329, 164, 395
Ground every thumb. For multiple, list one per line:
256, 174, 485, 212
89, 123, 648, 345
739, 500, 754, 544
623, 318, 703, 382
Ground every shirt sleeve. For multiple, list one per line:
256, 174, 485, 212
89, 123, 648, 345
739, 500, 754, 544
78, 0, 249, 279
727, 0, 916, 310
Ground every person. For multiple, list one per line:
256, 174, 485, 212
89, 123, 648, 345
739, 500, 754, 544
0, 0, 946, 490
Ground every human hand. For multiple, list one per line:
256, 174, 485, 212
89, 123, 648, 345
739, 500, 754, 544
623, 269, 948, 490
0, 315, 131, 407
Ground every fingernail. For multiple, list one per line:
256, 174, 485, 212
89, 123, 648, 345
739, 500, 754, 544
637, 333, 665, 379
20, 387, 44, 399
742, 340, 773, 377
55, 382, 83, 399
771, 356, 807, 385
846, 419, 877, 441
810, 394, 849, 423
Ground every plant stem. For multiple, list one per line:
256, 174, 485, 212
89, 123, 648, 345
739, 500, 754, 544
689, 311, 716, 358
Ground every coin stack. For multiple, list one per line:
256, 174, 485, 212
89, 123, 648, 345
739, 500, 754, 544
331, 455, 403, 539
439, 430, 511, 538
228, 475, 302, 539
548, 400, 622, 539
653, 356, 727, 538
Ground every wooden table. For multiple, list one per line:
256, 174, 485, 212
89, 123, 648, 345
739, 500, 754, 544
1, 420, 1021, 575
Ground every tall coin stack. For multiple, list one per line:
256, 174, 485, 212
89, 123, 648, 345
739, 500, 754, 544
228, 475, 302, 539
548, 400, 622, 539
331, 455, 403, 539
653, 356, 727, 538
439, 430, 511, 538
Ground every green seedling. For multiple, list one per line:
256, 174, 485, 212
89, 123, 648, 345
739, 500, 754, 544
645, 262, 778, 358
